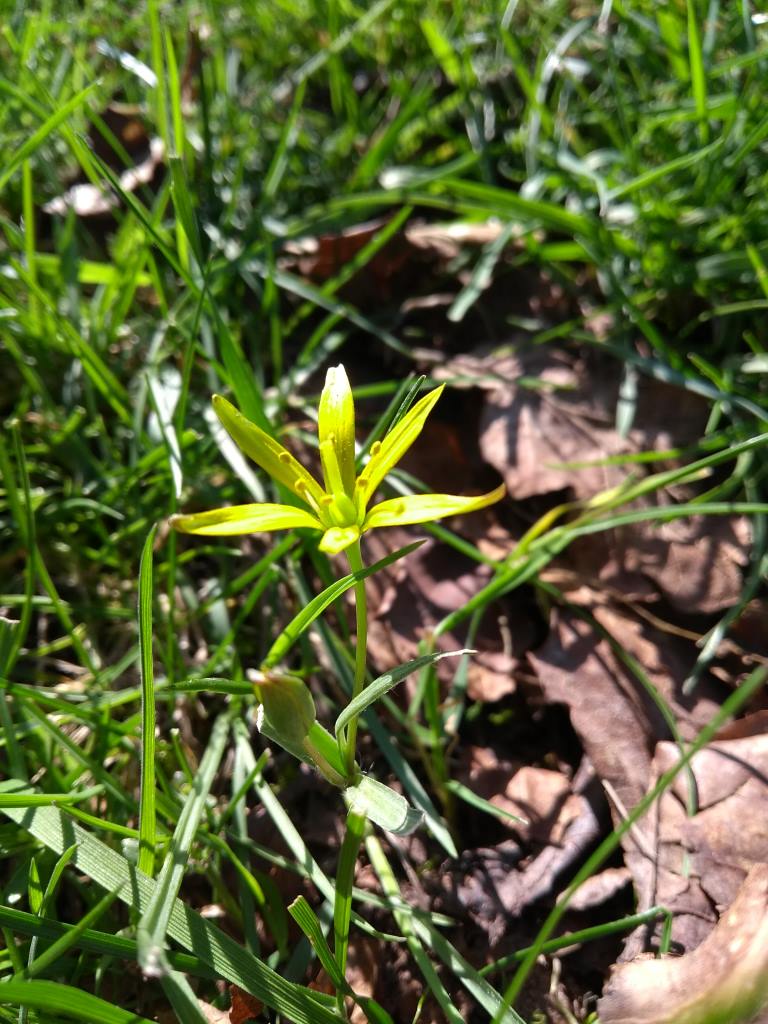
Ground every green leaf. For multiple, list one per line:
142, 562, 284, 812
137, 524, 157, 878
160, 971, 211, 1024
420, 18, 462, 85
0, 904, 213, 980
0, 81, 100, 192
24, 885, 123, 979
0, 980, 155, 1024
335, 651, 469, 740
346, 776, 423, 835
169, 155, 204, 268
334, 807, 367, 975
445, 780, 528, 825
289, 896, 346, 990
27, 858, 42, 915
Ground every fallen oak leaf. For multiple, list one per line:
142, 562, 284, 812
598, 864, 768, 1024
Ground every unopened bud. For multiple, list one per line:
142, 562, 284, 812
254, 671, 316, 748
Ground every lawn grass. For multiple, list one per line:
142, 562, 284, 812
1, 2, 767, 1022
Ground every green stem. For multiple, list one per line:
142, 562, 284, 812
342, 540, 367, 775
333, 806, 367, 996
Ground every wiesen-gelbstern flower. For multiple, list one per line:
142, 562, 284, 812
170, 366, 505, 554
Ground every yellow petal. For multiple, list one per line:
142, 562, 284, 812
170, 503, 322, 536
213, 395, 326, 507
318, 365, 356, 496
319, 525, 360, 554
363, 484, 506, 530
355, 385, 444, 510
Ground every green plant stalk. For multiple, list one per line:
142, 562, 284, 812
342, 541, 368, 776
333, 807, 367, 1006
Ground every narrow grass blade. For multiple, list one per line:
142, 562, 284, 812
289, 895, 395, 1024
367, 835, 464, 1024
0, 81, 100, 192
262, 540, 423, 669
333, 807, 367, 975
687, 0, 709, 142
335, 651, 469, 739
0, 905, 214, 979
23, 885, 123, 979
137, 524, 158, 878
0, 790, 102, 808
445, 780, 528, 825
0, 981, 155, 1024
160, 971, 211, 1024
290, 895, 346, 990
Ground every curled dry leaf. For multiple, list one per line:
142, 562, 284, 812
598, 865, 768, 1024
562, 866, 632, 913
441, 759, 602, 943
490, 765, 574, 843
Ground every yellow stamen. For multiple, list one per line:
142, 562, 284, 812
295, 479, 322, 516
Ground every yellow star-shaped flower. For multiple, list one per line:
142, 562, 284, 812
170, 366, 505, 554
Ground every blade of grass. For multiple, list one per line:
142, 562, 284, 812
0, 981, 155, 1024
137, 524, 158, 878
0, 80, 100, 192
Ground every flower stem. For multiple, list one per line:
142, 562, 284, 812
334, 805, 367, 994
343, 540, 367, 775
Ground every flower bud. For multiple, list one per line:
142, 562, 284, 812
254, 671, 317, 749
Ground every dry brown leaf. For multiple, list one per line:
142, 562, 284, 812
491, 765, 574, 843
598, 865, 768, 1024
227, 985, 263, 1024
281, 217, 509, 284
467, 345, 750, 613
563, 866, 632, 912
529, 602, 722, 808
192, 1003, 229, 1024
655, 732, 768, 911
441, 760, 601, 941
346, 936, 380, 1024
529, 600, 734, 957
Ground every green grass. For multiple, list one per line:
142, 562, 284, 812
1, 1, 767, 1022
